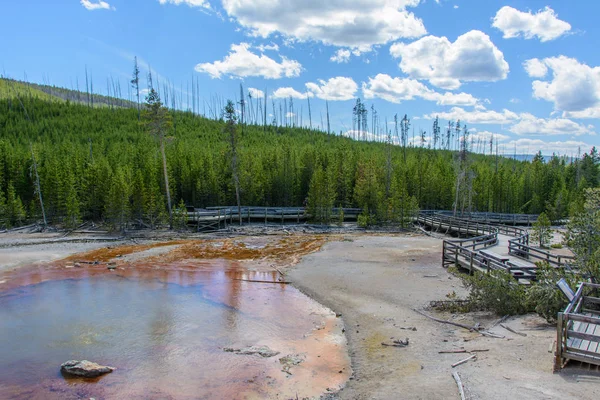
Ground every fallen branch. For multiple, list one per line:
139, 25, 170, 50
270, 265, 287, 277
233, 279, 291, 284
413, 309, 479, 331
479, 331, 505, 339
499, 324, 527, 337
382, 338, 409, 348
452, 371, 467, 400
440, 349, 489, 354
452, 354, 477, 368
489, 315, 509, 329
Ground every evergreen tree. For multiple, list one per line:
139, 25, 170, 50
223, 100, 242, 225
307, 166, 335, 224
5, 183, 26, 227
143, 88, 173, 228
531, 212, 552, 248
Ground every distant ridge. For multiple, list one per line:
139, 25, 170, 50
0, 77, 136, 109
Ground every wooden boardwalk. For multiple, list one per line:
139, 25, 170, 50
417, 212, 573, 283
187, 206, 361, 231
556, 283, 600, 369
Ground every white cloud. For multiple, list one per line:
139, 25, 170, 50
504, 139, 594, 156
362, 73, 478, 106
272, 87, 314, 99
423, 106, 519, 124
248, 88, 265, 98
158, 0, 210, 9
523, 58, 548, 78
529, 56, 600, 113
509, 113, 594, 136
80, 0, 114, 10
221, 0, 426, 51
256, 43, 279, 52
390, 30, 509, 89
469, 131, 510, 143
492, 6, 571, 42
564, 108, 600, 119
195, 43, 302, 79
331, 49, 351, 63
510, 98, 521, 104
306, 77, 358, 101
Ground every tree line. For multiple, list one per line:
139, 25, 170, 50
0, 80, 598, 230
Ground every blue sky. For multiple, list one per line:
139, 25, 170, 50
1, 0, 599, 156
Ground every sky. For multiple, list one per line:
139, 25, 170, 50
1, 0, 599, 156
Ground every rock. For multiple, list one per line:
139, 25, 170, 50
223, 345, 280, 358
60, 360, 114, 378
279, 353, 306, 375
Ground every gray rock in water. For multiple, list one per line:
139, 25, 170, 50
60, 360, 115, 378
223, 345, 280, 358
279, 353, 306, 375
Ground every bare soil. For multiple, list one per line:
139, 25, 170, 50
288, 234, 600, 400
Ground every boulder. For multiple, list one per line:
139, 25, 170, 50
223, 345, 280, 358
60, 360, 114, 378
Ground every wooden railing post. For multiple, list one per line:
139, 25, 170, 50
554, 312, 564, 372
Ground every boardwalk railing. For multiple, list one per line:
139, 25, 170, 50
508, 234, 575, 268
556, 283, 600, 369
187, 206, 362, 231
420, 210, 538, 226
418, 212, 574, 283
419, 213, 538, 282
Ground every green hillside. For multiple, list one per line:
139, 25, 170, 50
0, 78, 58, 102
0, 86, 598, 229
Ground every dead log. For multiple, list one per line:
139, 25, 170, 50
452, 371, 467, 400
233, 279, 291, 284
499, 323, 527, 337
413, 309, 479, 331
452, 354, 477, 368
489, 315, 509, 329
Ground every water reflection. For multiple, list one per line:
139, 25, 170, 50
0, 261, 349, 399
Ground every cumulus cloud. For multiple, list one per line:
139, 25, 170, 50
256, 43, 279, 52
80, 0, 114, 10
362, 73, 478, 106
331, 49, 351, 63
509, 113, 594, 136
248, 88, 265, 98
492, 6, 571, 42
504, 139, 594, 156
221, 0, 426, 51
423, 106, 519, 125
158, 0, 210, 8
305, 77, 358, 101
390, 30, 509, 89
469, 131, 510, 143
195, 43, 302, 79
523, 58, 548, 78
272, 87, 314, 99
528, 56, 600, 113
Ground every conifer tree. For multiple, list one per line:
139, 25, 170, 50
5, 183, 26, 227
307, 166, 335, 224
224, 100, 242, 225
143, 88, 173, 228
